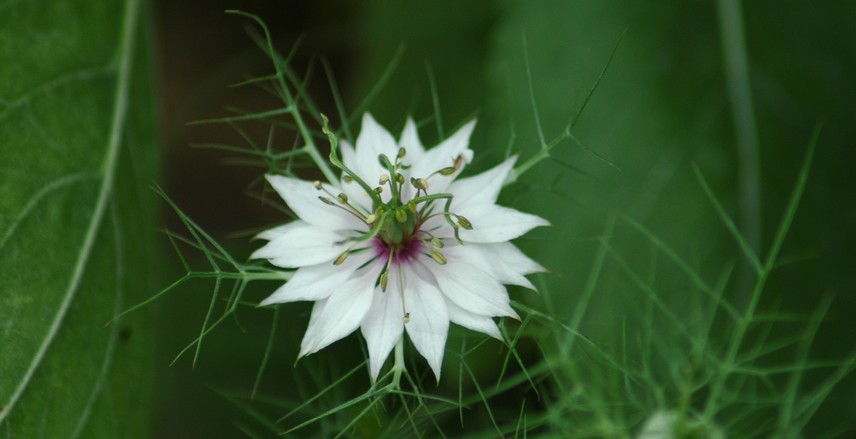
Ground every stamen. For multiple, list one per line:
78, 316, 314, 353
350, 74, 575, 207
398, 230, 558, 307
430, 237, 444, 249
402, 312, 410, 324
410, 177, 429, 190
334, 251, 349, 265
438, 166, 457, 176
430, 250, 447, 265
456, 215, 473, 230
318, 196, 335, 205
313, 180, 323, 190
379, 271, 389, 292
337, 193, 348, 204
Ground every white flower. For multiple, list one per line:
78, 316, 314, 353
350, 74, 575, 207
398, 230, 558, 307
252, 113, 548, 381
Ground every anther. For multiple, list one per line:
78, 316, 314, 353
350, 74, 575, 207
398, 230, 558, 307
397, 147, 407, 159
410, 177, 429, 190
374, 186, 383, 194
430, 251, 447, 265
313, 180, 323, 190
366, 214, 377, 224
438, 166, 457, 176
403, 312, 410, 324
379, 271, 389, 292
379, 174, 389, 185
337, 193, 348, 204
457, 215, 473, 230
431, 237, 444, 249
396, 173, 405, 184
395, 208, 408, 223
453, 154, 464, 170
334, 251, 349, 265
343, 175, 354, 183
318, 196, 335, 206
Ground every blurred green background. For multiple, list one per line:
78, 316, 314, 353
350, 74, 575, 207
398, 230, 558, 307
152, 1, 856, 437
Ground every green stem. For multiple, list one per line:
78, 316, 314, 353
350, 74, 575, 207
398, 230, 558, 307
392, 337, 405, 389
717, 0, 761, 255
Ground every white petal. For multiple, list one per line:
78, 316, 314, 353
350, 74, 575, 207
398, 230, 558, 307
353, 113, 399, 183
255, 221, 302, 241
444, 298, 502, 340
405, 120, 476, 197
259, 250, 373, 305
266, 175, 358, 231
250, 221, 346, 268
402, 266, 449, 381
399, 117, 425, 158
299, 264, 382, 356
418, 258, 517, 319
457, 204, 549, 243
449, 156, 517, 208
488, 242, 546, 275
360, 269, 404, 381
444, 244, 536, 290
298, 299, 328, 355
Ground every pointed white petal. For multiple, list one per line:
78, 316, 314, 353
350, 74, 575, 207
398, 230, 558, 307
339, 139, 360, 177
250, 221, 346, 268
298, 299, 328, 356
399, 117, 425, 158
488, 242, 546, 275
255, 221, 302, 241
449, 156, 517, 208
402, 266, 449, 381
444, 244, 536, 290
418, 259, 517, 318
404, 120, 476, 198
353, 113, 399, 183
445, 298, 502, 340
360, 269, 404, 381
259, 250, 373, 305
457, 204, 549, 243
266, 175, 358, 231
299, 264, 382, 356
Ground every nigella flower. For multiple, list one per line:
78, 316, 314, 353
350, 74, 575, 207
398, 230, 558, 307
252, 114, 548, 381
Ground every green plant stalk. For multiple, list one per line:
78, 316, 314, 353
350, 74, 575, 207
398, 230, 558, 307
717, 0, 761, 255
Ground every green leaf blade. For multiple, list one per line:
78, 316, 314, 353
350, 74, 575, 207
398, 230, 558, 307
0, 0, 158, 436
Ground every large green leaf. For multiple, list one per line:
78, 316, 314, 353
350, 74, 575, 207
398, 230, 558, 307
0, 0, 157, 436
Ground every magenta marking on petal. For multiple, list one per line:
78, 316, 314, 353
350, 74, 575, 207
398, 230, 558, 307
373, 236, 424, 266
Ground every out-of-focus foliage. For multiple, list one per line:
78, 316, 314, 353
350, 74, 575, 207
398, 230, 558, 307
0, 0, 158, 437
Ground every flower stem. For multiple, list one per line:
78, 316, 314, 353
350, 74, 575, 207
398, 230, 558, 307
391, 337, 405, 389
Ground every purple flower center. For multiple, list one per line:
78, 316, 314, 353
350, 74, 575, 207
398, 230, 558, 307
373, 235, 423, 266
